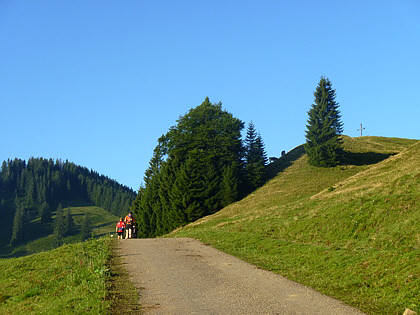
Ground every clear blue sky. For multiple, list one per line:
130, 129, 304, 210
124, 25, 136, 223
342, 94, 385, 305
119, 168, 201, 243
1, 1, 419, 191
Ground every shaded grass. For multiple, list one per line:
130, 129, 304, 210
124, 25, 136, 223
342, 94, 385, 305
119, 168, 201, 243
0, 238, 112, 314
106, 240, 141, 314
170, 137, 419, 315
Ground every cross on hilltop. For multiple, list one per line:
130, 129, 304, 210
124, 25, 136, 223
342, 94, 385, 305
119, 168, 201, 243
357, 123, 366, 137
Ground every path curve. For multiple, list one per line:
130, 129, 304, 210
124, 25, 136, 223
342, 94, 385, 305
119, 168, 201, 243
118, 238, 364, 315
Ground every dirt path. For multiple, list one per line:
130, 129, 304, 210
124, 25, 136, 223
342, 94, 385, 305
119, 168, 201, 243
118, 238, 364, 315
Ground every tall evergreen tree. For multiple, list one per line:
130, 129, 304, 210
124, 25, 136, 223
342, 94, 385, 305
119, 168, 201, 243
305, 77, 343, 167
64, 208, 74, 236
132, 97, 244, 237
9, 205, 25, 246
221, 162, 240, 206
54, 204, 65, 240
80, 215, 91, 241
39, 201, 50, 224
244, 122, 268, 191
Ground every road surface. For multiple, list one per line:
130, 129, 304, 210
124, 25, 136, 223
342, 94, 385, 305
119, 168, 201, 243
118, 238, 364, 315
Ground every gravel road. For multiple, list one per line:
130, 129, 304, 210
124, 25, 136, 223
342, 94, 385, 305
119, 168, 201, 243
118, 238, 364, 315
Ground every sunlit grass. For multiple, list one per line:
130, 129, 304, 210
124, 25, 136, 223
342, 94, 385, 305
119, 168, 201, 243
170, 137, 419, 315
0, 238, 112, 314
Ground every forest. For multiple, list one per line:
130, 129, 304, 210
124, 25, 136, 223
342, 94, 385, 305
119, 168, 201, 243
0, 158, 136, 246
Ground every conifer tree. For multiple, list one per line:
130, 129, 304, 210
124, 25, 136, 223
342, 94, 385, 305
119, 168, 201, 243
305, 77, 343, 167
132, 187, 151, 238
54, 204, 65, 239
244, 122, 268, 192
80, 215, 91, 240
221, 162, 239, 206
159, 160, 185, 233
10, 205, 25, 246
132, 97, 244, 237
39, 201, 50, 224
64, 208, 74, 236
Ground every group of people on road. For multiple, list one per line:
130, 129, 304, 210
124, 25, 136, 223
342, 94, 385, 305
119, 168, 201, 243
115, 211, 137, 239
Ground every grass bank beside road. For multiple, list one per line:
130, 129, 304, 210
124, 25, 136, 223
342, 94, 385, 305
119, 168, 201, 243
0, 238, 111, 314
170, 137, 419, 315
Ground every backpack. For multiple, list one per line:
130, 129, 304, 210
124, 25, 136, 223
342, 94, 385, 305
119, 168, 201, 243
125, 215, 133, 225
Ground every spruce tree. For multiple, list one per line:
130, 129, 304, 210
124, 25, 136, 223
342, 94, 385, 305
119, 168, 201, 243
10, 205, 25, 246
39, 201, 50, 224
131, 97, 244, 237
159, 160, 185, 233
80, 215, 91, 240
244, 122, 268, 192
221, 162, 239, 206
54, 204, 65, 240
305, 77, 343, 167
64, 208, 74, 236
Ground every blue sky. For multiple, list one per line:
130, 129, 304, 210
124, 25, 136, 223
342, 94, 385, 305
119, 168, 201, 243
1, 1, 419, 191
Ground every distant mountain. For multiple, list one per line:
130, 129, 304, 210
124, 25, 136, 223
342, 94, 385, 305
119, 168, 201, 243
0, 158, 136, 249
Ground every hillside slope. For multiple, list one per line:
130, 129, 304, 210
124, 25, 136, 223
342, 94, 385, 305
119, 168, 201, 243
0, 238, 111, 314
0, 206, 118, 258
170, 136, 419, 315
0, 157, 135, 251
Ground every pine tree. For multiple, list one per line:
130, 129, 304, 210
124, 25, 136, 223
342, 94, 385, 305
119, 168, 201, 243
64, 208, 74, 236
305, 77, 343, 167
221, 162, 240, 206
131, 97, 245, 237
158, 160, 185, 233
10, 205, 25, 246
39, 201, 50, 224
170, 150, 209, 222
80, 215, 91, 240
54, 204, 65, 239
132, 187, 151, 238
244, 122, 268, 192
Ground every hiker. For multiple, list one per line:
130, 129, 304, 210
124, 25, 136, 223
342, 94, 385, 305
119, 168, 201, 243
124, 211, 135, 239
115, 218, 125, 239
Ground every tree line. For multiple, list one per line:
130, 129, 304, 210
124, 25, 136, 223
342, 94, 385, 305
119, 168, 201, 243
133, 77, 344, 238
131, 97, 268, 237
0, 158, 136, 245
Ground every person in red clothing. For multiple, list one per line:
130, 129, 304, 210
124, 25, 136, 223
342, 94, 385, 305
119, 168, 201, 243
124, 212, 135, 239
115, 218, 125, 239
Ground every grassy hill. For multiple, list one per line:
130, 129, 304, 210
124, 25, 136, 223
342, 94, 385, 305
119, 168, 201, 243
0, 238, 111, 314
170, 136, 419, 315
0, 206, 119, 258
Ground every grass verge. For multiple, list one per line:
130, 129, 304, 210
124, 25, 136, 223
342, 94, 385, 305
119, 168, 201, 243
0, 238, 111, 314
106, 240, 141, 314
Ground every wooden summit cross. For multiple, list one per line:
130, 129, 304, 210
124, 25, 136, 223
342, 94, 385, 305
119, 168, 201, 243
357, 123, 366, 137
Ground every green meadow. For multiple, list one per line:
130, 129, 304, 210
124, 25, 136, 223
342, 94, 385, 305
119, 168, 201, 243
170, 136, 419, 315
0, 238, 111, 314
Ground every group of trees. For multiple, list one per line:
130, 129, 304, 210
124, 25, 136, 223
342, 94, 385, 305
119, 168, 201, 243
1, 77, 343, 244
0, 158, 136, 245
133, 77, 344, 238
132, 98, 268, 237
53, 204, 91, 242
